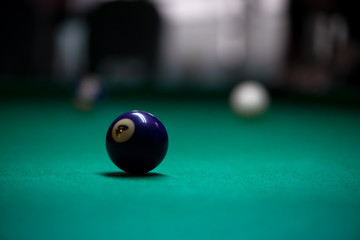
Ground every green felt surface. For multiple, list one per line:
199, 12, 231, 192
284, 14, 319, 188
1, 97, 360, 240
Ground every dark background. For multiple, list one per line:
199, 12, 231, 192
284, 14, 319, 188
0, 0, 359, 103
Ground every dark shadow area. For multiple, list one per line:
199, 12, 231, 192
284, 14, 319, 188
98, 171, 167, 179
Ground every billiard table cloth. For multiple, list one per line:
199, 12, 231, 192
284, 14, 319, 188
1, 95, 360, 240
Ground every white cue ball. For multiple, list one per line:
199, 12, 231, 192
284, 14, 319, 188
230, 81, 270, 117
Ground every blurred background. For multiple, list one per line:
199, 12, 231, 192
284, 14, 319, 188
0, 0, 359, 103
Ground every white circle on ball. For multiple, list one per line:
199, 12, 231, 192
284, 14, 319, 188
112, 118, 135, 143
230, 81, 269, 117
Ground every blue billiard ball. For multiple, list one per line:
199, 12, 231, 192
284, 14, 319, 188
106, 111, 168, 174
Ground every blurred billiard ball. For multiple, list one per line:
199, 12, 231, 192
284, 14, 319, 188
230, 81, 270, 117
106, 111, 168, 174
73, 74, 104, 111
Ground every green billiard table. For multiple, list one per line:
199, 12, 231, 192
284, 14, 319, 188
1, 94, 360, 240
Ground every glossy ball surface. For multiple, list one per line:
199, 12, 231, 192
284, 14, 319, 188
106, 111, 168, 174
